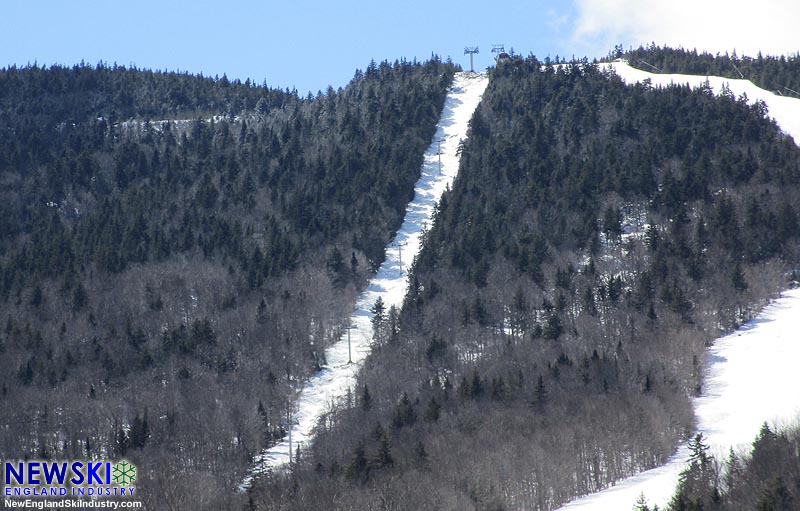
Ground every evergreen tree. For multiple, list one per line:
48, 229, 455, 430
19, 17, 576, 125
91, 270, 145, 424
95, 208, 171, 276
731, 261, 748, 293
346, 441, 369, 482
415, 441, 428, 465
360, 384, 372, 411
29, 285, 43, 307
386, 306, 400, 344
669, 433, 715, 509
17, 360, 34, 386
543, 313, 563, 340
634, 493, 652, 511
129, 410, 150, 449
533, 375, 547, 408
756, 476, 793, 511
423, 397, 441, 422
469, 368, 484, 398
370, 297, 386, 346
392, 393, 416, 428
72, 282, 88, 311
373, 429, 393, 468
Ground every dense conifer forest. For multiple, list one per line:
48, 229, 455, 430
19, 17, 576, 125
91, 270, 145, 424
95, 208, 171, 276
0, 58, 457, 508
250, 56, 800, 510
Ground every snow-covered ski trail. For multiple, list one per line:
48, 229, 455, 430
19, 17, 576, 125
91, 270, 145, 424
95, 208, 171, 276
606, 61, 800, 141
559, 288, 800, 511
555, 62, 800, 511
241, 72, 489, 488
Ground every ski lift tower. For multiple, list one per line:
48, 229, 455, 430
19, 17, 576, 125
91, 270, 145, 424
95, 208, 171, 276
491, 44, 507, 64
390, 240, 407, 273
464, 46, 479, 72
434, 137, 444, 174
343, 322, 357, 364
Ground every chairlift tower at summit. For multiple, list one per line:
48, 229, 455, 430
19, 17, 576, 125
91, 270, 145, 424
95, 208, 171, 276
464, 46, 479, 72
492, 43, 510, 63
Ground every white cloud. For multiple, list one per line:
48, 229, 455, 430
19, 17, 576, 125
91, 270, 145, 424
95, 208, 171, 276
572, 0, 800, 58
546, 8, 570, 32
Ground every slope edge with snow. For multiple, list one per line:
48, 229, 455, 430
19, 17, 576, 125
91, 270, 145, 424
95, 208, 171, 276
556, 62, 800, 511
241, 71, 489, 488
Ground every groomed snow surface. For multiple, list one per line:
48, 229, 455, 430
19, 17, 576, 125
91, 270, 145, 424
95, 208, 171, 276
560, 289, 800, 511
241, 72, 489, 488
556, 62, 800, 511
606, 61, 800, 143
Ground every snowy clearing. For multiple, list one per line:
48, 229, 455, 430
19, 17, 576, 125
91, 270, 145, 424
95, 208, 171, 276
241, 72, 489, 488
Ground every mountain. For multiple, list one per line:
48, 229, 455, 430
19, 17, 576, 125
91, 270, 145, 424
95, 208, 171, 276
243, 71, 490, 479
248, 53, 800, 511
0, 57, 457, 509
555, 53, 800, 511
4, 46, 800, 511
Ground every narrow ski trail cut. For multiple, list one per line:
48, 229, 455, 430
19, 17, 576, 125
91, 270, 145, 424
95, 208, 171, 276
555, 62, 800, 511
241, 72, 489, 488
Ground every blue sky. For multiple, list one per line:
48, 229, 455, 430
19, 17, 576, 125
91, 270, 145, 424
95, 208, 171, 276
2, 0, 797, 95
0, 0, 587, 94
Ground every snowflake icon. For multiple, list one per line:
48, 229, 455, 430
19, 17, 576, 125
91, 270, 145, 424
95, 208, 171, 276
112, 460, 137, 485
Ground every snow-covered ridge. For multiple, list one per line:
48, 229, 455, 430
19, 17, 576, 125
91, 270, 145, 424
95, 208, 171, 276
555, 62, 800, 511
240, 72, 489, 488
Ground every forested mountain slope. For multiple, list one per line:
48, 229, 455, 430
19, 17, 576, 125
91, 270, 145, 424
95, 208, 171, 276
252, 57, 800, 511
244, 71, 489, 478
0, 58, 457, 509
